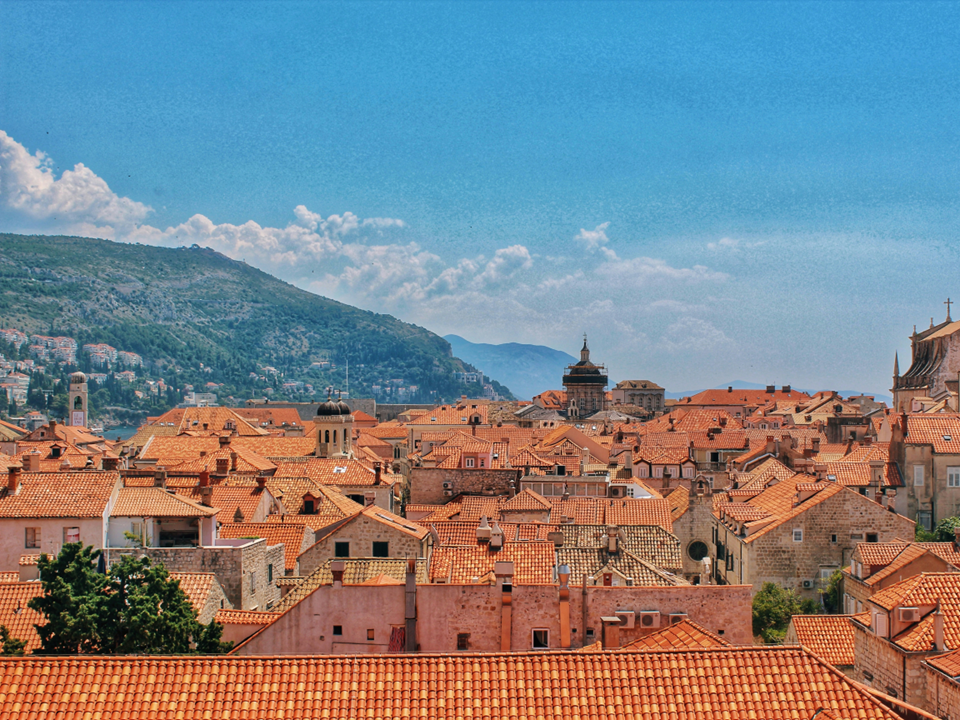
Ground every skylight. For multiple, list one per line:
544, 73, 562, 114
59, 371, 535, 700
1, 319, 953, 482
944, 435, 952, 442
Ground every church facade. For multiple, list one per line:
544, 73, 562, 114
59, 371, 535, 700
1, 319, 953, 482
562, 336, 608, 419
893, 302, 960, 412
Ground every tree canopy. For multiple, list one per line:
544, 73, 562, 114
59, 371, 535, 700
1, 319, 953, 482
752, 582, 819, 644
29, 543, 231, 655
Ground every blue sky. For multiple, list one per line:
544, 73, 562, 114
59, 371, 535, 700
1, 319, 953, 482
1, 1, 959, 397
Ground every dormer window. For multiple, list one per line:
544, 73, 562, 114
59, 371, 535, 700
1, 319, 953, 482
333, 466, 347, 474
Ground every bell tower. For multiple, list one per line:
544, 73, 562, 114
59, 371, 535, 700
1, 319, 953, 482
68, 371, 89, 428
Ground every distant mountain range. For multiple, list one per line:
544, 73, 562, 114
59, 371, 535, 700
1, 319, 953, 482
666, 380, 892, 405
0, 233, 513, 402
444, 335, 576, 401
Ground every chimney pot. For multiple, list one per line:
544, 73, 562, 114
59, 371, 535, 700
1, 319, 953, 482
199, 470, 210, 487
215, 458, 229, 475
373, 462, 382, 486
7, 466, 21, 493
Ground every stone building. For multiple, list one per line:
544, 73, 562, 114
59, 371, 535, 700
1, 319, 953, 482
892, 304, 960, 412
314, 395, 354, 458
924, 648, 960, 719
889, 413, 960, 529
611, 380, 664, 412
562, 336, 608, 419
711, 474, 915, 596
67, 371, 89, 428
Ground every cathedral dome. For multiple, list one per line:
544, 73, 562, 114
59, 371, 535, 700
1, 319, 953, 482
336, 399, 352, 416
316, 398, 341, 417
70, 371, 87, 384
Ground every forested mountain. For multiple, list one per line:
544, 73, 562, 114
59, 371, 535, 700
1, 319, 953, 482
0, 234, 512, 412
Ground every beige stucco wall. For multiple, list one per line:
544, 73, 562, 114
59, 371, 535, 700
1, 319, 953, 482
298, 515, 427, 577
0, 517, 104, 570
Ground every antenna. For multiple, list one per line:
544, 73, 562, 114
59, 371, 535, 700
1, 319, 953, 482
346, 358, 349, 397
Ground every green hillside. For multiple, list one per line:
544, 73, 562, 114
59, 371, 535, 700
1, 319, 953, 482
0, 233, 513, 412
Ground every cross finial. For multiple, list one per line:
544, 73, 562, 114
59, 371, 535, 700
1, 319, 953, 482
946, 298, 953, 322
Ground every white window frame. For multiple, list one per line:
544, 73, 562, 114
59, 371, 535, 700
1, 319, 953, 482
63, 526, 80, 544
914, 465, 924, 487
653, 466, 664, 478
25, 527, 40, 549
465, 457, 475, 468
793, 528, 803, 543
948, 466, 960, 488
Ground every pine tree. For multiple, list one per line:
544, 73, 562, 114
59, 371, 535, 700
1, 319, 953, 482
0, 626, 26, 656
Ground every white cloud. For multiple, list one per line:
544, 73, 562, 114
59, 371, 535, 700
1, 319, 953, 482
574, 222, 618, 260
0, 130, 152, 238
707, 237, 765, 252
596, 256, 728, 285
659, 317, 735, 353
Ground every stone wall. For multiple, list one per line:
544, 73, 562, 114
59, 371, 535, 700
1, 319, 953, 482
235, 580, 753, 655
298, 515, 427, 576
714, 488, 915, 596
671, 493, 715, 579
105, 539, 282, 611
410, 467, 521, 505
852, 621, 929, 708
925, 664, 960, 720
196, 577, 230, 625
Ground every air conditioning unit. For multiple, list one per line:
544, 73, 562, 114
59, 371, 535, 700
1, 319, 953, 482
638, 611, 661, 629
443, 489, 454, 497
898, 607, 921, 623
615, 610, 635, 629
609, 486, 624, 498
668, 613, 688, 625
442, 481, 454, 490
802, 580, 814, 589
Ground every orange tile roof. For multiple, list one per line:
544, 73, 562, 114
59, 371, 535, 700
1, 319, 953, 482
233, 407, 304, 429
927, 646, 960, 678
219, 522, 310, 571
789, 615, 856, 666
175, 486, 266, 523
857, 542, 914, 568
168, 572, 218, 614
916, 542, 960, 566
148, 406, 269, 436
643, 409, 745, 433
666, 486, 689, 521
864, 544, 939, 587
214, 609, 280, 625
0, 581, 43, 651
903, 414, 960, 453
112, 487, 218, 518
167, 446, 277, 474
0, 572, 18, 583
430, 521, 559, 546
456, 496, 506, 523
621, 618, 730, 650
273, 458, 386, 487
868, 573, 960, 651
407, 404, 490, 425
405, 501, 462, 523
230, 436, 318, 458
357, 505, 429, 540
428, 541, 556, 584
0, 471, 118, 518
676, 387, 812, 407
0, 647, 901, 718
263, 482, 363, 528
501, 488, 551, 512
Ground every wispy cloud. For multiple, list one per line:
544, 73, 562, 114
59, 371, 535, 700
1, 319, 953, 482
574, 222, 618, 260
706, 237, 765, 252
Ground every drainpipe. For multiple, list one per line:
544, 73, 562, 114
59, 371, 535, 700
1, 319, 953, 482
581, 573, 589, 647
404, 557, 417, 652
558, 564, 571, 648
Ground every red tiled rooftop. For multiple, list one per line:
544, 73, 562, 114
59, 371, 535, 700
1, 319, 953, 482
789, 614, 856, 666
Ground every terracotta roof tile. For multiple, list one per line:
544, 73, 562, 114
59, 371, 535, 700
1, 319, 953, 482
557, 547, 687, 586
0, 573, 18, 583
219, 522, 310, 571
169, 572, 217, 613
501, 488, 551, 512
789, 615, 856, 666
621, 618, 730, 650
927, 646, 960, 678
272, 458, 387, 487
558, 524, 683, 571
0, 471, 118, 518
903, 414, 960, 453
272, 559, 429, 613
214, 609, 280, 625
112, 487, 218, 518
428, 542, 556, 584
868, 573, 960, 651
0, 581, 43, 651
430, 521, 559, 546
0, 647, 904, 718
175, 485, 266, 523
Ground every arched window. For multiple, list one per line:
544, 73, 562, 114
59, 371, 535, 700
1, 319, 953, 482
325, 430, 330, 444
74, 396, 83, 410
333, 430, 337, 444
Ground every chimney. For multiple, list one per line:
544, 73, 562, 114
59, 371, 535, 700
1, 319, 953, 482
24, 451, 40, 473
215, 458, 229, 475
230, 452, 238, 472
256, 476, 266, 490
899, 412, 908, 438
219, 435, 229, 447
934, 602, 945, 651
331, 560, 345, 589
7, 465, 21, 494
495, 561, 514, 652
558, 563, 571, 649
405, 558, 418, 652
727, 386, 733, 393
766, 385, 775, 394
490, 521, 504, 550
200, 483, 214, 507
199, 469, 210, 487
373, 462, 382, 486
102, 457, 120, 471
606, 525, 618, 554
601, 616, 621, 649
203, 423, 209, 431
153, 470, 167, 489
812, 437, 821, 453
476, 515, 492, 542
782, 385, 791, 394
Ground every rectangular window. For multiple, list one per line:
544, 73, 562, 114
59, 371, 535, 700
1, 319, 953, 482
372, 541, 389, 558
367, 629, 375, 641
267, 564, 274, 582
25, 527, 40, 549
250, 572, 256, 591
465, 457, 475, 468
63, 527, 80, 544
914, 465, 924, 487
457, 633, 470, 651
949, 467, 960, 488
333, 625, 342, 636
532, 629, 549, 649
793, 528, 803, 543
682, 467, 694, 478
303, 499, 315, 514
335, 541, 350, 558
830, 534, 837, 543
654, 466, 664, 478
866, 533, 878, 543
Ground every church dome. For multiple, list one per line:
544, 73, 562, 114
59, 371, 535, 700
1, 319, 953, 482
316, 398, 341, 417
336, 399, 352, 416
70, 371, 87, 384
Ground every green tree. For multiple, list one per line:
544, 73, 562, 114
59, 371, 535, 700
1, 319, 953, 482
820, 569, 843, 613
29, 543, 231, 655
933, 516, 960, 542
0, 626, 26, 656
752, 582, 815, 644
916, 522, 937, 542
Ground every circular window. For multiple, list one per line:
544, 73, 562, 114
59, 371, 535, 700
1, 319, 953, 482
688, 541, 708, 562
